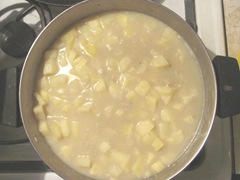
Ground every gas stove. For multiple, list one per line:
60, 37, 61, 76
0, 0, 238, 180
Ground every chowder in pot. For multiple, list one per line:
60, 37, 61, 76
33, 11, 204, 179
20, 0, 216, 180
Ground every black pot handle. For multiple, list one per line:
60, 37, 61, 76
0, 67, 21, 127
212, 56, 240, 118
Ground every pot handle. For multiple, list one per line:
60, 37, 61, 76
0, 67, 21, 127
212, 56, 240, 118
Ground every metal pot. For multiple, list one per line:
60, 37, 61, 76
19, 0, 217, 179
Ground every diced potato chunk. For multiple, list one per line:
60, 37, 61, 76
38, 120, 50, 136
157, 37, 168, 46
78, 102, 92, 112
142, 131, 157, 145
155, 86, 176, 95
72, 65, 90, 83
124, 26, 134, 38
33, 105, 46, 121
38, 76, 49, 90
144, 171, 152, 178
160, 27, 177, 43
156, 85, 177, 105
88, 19, 103, 34
104, 35, 119, 48
115, 109, 124, 117
109, 165, 123, 177
94, 79, 106, 92
148, 88, 159, 99
76, 155, 91, 168
68, 79, 82, 94
48, 120, 63, 140
72, 56, 87, 69
135, 80, 151, 96
109, 84, 122, 97
43, 58, 59, 75
51, 97, 61, 106
80, 39, 97, 57
110, 150, 130, 169
106, 58, 117, 71
44, 50, 58, 59
118, 57, 132, 72
165, 137, 174, 144
119, 73, 131, 89
125, 90, 137, 101
132, 157, 144, 176
59, 119, 70, 138
161, 108, 172, 122
61, 28, 78, 43
57, 50, 67, 66
67, 49, 78, 63
79, 23, 96, 42
146, 95, 157, 111
152, 137, 164, 151
49, 75, 69, 88
136, 120, 155, 136
158, 122, 170, 139
60, 145, 72, 158
117, 13, 128, 27
171, 130, 184, 144
74, 96, 84, 106
146, 152, 155, 164
161, 94, 173, 105
34, 92, 46, 106
137, 60, 148, 74
66, 39, 75, 54
161, 153, 176, 165
128, 67, 135, 73
90, 163, 103, 175
39, 90, 49, 102
99, 142, 111, 153
71, 121, 81, 137
151, 161, 165, 173
150, 55, 170, 68
122, 123, 133, 136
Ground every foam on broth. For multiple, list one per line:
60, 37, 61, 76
33, 11, 204, 180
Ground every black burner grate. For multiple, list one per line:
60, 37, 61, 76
0, 1, 52, 144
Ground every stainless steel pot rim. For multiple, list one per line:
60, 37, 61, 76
19, 0, 217, 179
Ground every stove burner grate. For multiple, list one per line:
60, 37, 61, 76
0, 1, 52, 58
0, 1, 52, 145
0, 21, 36, 58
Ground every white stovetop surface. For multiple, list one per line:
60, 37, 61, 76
0, 0, 229, 180
0, 172, 63, 180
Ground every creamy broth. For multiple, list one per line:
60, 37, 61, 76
33, 11, 204, 179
